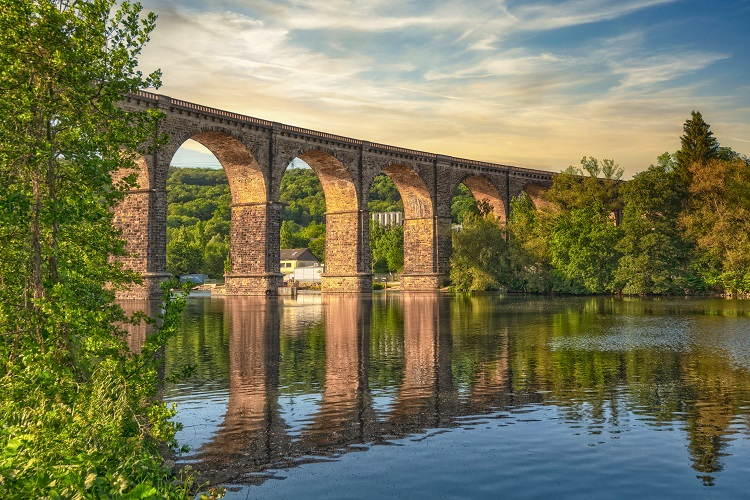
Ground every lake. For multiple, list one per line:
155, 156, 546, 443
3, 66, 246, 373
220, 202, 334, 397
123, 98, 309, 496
154, 293, 750, 498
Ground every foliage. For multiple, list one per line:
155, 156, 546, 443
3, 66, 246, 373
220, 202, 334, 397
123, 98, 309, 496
451, 183, 480, 224
450, 212, 509, 291
370, 222, 404, 273
280, 168, 326, 226
679, 157, 750, 294
167, 226, 205, 276
166, 167, 230, 277
547, 203, 621, 293
504, 193, 556, 292
613, 153, 698, 294
368, 174, 403, 213
0, 0, 201, 497
542, 157, 623, 214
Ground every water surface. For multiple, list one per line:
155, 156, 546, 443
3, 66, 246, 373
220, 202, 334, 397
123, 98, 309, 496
159, 293, 750, 498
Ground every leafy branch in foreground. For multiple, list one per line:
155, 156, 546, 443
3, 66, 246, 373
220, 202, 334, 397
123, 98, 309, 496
0, 1, 209, 497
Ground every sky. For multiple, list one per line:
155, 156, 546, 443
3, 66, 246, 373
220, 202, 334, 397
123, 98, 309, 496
138, 0, 750, 177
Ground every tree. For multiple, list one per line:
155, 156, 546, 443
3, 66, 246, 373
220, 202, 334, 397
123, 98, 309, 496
548, 203, 622, 293
368, 173, 403, 213
505, 193, 555, 292
451, 183, 480, 224
679, 157, 750, 295
674, 111, 720, 187
450, 212, 509, 291
614, 153, 697, 294
167, 226, 205, 275
370, 221, 404, 273
280, 220, 309, 249
0, 1, 195, 496
280, 168, 326, 225
543, 157, 623, 215
531, 157, 624, 293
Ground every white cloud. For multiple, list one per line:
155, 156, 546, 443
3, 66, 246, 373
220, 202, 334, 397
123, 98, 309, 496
138, 0, 748, 177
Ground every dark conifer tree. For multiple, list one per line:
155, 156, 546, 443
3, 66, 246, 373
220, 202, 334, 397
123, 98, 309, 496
674, 111, 720, 186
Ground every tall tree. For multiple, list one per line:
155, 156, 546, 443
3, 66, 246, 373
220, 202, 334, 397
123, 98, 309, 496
674, 111, 720, 186
0, 1, 195, 496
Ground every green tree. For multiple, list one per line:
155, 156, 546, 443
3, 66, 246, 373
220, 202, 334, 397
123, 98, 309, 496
511, 157, 625, 294
0, 1, 196, 496
679, 156, 750, 294
368, 173, 403, 213
370, 221, 404, 273
167, 226, 205, 275
614, 153, 697, 294
451, 183, 480, 224
280, 220, 309, 249
548, 203, 622, 293
543, 157, 623, 215
280, 167, 326, 226
505, 193, 555, 292
450, 212, 509, 291
674, 111, 720, 187
300, 222, 326, 262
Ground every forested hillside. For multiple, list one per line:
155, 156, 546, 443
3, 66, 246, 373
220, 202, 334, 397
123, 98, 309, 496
165, 167, 414, 276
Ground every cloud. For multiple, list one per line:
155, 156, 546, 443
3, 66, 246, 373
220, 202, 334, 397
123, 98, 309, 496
138, 0, 748, 177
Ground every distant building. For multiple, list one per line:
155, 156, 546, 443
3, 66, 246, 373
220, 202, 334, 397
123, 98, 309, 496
280, 248, 319, 272
290, 265, 324, 283
371, 211, 403, 227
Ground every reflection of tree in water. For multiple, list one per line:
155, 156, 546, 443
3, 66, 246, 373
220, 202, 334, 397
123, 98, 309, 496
164, 294, 750, 489
681, 349, 745, 485
513, 297, 750, 485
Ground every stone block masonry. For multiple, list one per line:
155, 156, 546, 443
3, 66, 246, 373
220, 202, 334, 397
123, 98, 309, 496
115, 92, 555, 298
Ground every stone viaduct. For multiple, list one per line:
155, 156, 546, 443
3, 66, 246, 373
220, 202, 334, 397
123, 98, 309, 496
115, 91, 555, 298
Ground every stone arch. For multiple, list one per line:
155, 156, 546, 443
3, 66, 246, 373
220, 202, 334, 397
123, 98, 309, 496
161, 128, 278, 295
191, 131, 267, 204
459, 175, 506, 224
376, 164, 442, 290
520, 183, 553, 210
277, 148, 369, 292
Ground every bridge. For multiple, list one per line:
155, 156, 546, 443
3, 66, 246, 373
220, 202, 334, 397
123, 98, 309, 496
115, 91, 555, 298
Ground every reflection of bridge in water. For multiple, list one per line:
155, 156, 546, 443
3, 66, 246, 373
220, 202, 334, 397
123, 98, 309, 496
183, 294, 541, 486
122, 294, 750, 489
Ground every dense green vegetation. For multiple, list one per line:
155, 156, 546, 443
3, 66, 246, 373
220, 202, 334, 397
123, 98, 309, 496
166, 167, 230, 276
451, 113, 750, 295
166, 168, 407, 275
0, 1, 205, 497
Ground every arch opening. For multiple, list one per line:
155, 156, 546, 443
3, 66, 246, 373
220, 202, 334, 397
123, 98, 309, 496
279, 149, 366, 291
278, 158, 326, 284
368, 172, 404, 279
369, 165, 437, 289
165, 139, 231, 281
164, 134, 274, 295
